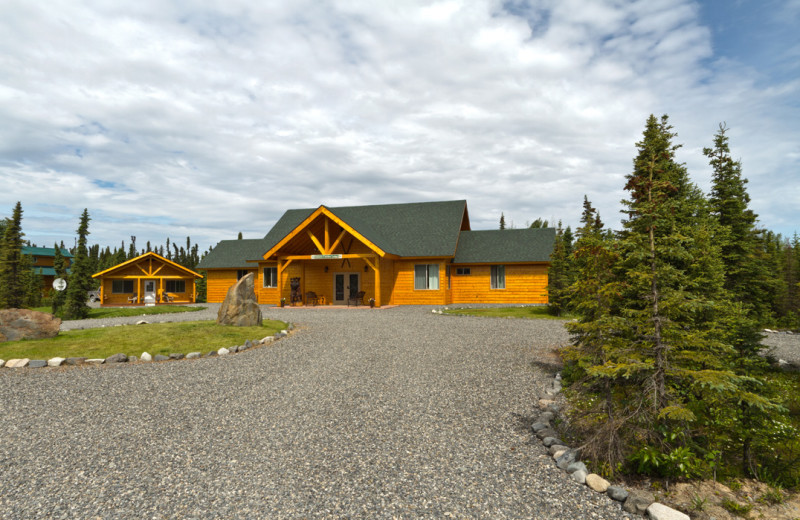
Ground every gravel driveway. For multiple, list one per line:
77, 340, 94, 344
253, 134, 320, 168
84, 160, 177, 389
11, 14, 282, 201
1, 307, 636, 519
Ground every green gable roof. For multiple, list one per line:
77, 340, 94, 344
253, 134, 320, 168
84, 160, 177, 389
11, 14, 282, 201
452, 228, 555, 264
197, 238, 271, 269
22, 246, 74, 258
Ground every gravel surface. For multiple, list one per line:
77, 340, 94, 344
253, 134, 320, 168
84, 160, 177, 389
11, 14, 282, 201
59, 303, 221, 331
1, 306, 637, 519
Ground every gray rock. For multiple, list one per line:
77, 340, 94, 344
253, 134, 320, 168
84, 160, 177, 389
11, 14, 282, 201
186, 352, 201, 359
287, 323, 294, 330
140, 352, 152, 362
547, 403, 560, 413
128, 356, 137, 363
244, 339, 252, 349
607, 486, 629, 502
542, 436, 561, 447
216, 273, 262, 326
105, 353, 128, 363
549, 444, 568, 455
572, 469, 587, 484
622, 489, 655, 515
536, 428, 558, 440
154, 354, 169, 361
229, 346, 239, 353
531, 421, 549, 432
556, 449, 579, 470
28, 360, 47, 368
566, 461, 588, 474
0, 308, 61, 342
168, 353, 184, 360
64, 357, 87, 365
646, 502, 689, 520
205, 351, 218, 357
539, 411, 555, 422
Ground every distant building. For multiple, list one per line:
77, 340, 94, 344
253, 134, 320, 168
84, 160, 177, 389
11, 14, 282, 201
22, 246, 73, 294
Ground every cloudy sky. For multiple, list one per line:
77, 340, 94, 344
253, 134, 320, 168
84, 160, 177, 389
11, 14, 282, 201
1, 0, 798, 252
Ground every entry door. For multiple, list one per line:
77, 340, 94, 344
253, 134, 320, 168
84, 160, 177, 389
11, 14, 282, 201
143, 280, 157, 305
333, 273, 359, 304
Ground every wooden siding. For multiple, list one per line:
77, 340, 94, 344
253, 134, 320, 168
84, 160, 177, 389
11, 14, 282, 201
207, 269, 241, 303
449, 264, 549, 304
389, 260, 448, 305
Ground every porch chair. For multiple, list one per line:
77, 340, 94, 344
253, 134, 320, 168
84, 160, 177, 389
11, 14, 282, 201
127, 294, 138, 304
347, 291, 366, 307
162, 292, 175, 303
305, 291, 319, 306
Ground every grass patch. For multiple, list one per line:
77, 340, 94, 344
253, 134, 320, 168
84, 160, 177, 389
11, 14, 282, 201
442, 306, 573, 320
0, 320, 287, 360
32, 305, 207, 320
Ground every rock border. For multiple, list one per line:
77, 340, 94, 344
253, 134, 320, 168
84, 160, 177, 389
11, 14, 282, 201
0, 323, 295, 370
533, 372, 689, 520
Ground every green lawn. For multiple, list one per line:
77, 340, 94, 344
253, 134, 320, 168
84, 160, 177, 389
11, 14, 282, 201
33, 305, 206, 320
442, 306, 573, 320
0, 320, 287, 360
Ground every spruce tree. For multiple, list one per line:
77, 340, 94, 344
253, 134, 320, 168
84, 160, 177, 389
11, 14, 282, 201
547, 220, 574, 316
0, 202, 24, 308
51, 243, 68, 315
499, 213, 506, 230
64, 209, 92, 320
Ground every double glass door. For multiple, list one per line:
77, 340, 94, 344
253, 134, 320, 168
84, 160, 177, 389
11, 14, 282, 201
333, 273, 359, 304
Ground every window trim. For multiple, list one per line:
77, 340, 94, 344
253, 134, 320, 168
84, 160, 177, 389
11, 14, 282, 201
455, 267, 471, 275
490, 265, 506, 290
262, 267, 278, 288
112, 279, 135, 294
165, 280, 186, 293
414, 264, 440, 290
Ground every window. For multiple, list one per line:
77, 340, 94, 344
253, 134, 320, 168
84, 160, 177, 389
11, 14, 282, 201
263, 267, 277, 288
237, 269, 250, 280
446, 265, 451, 290
414, 264, 439, 290
112, 280, 135, 293
165, 280, 186, 293
455, 267, 471, 275
491, 265, 506, 289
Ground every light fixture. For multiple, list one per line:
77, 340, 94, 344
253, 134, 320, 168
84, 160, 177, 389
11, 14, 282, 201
324, 266, 328, 273
364, 265, 369, 272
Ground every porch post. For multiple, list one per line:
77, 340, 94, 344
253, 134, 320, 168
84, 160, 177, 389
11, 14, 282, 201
374, 256, 381, 307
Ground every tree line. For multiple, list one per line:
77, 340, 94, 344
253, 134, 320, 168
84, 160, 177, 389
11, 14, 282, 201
540, 115, 799, 487
0, 205, 212, 316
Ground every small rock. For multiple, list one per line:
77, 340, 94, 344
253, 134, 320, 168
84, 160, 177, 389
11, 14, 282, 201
585, 473, 610, 492
538, 398, 556, 409
572, 469, 587, 484
547, 403, 560, 413
128, 356, 137, 363
549, 444, 568, 455
539, 411, 555, 422
531, 421, 549, 432
542, 437, 561, 447
280, 329, 288, 335
229, 346, 239, 353
153, 354, 169, 361
623, 490, 655, 515
140, 352, 152, 362
287, 324, 294, 330
556, 449, 579, 470
566, 461, 588, 474
186, 352, 201, 359
552, 450, 566, 460
105, 353, 128, 363
28, 360, 47, 368
64, 357, 87, 365
6, 359, 30, 368
136, 320, 148, 325
47, 358, 65, 367
168, 353, 184, 360
536, 428, 558, 440
646, 502, 689, 520
86, 359, 104, 364
606, 485, 628, 502
205, 351, 218, 357
244, 339, 252, 349
261, 336, 273, 343
218, 347, 230, 356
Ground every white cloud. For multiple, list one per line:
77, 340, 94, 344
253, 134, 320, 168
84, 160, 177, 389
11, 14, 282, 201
0, 0, 797, 250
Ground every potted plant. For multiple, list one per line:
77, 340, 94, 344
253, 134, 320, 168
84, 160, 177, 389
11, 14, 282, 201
280, 298, 286, 308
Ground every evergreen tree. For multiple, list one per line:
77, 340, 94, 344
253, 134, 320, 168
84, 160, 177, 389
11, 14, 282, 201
64, 209, 92, 320
51, 243, 67, 314
0, 202, 24, 308
529, 218, 548, 228
547, 220, 574, 316
499, 213, 506, 230
237, 231, 243, 240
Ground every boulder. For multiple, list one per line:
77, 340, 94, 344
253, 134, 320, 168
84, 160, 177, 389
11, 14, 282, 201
585, 474, 610, 492
646, 502, 690, 520
216, 273, 262, 326
28, 360, 47, 368
105, 353, 128, 364
0, 309, 61, 342
6, 358, 30, 368
623, 489, 655, 515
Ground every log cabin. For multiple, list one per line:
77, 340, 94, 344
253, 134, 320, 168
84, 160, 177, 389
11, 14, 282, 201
92, 252, 203, 306
198, 200, 554, 307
